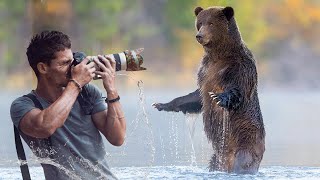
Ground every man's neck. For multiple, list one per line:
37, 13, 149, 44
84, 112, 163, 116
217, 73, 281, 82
35, 79, 64, 103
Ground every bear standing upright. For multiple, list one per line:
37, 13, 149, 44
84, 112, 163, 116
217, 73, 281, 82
153, 6, 265, 174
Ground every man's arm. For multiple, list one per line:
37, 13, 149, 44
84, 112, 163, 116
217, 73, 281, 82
19, 83, 80, 138
91, 55, 126, 146
92, 90, 126, 146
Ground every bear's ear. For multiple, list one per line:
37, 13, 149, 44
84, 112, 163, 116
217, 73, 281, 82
194, 7, 203, 16
222, 6, 234, 21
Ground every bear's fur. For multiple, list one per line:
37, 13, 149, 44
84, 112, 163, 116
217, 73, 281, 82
153, 6, 265, 174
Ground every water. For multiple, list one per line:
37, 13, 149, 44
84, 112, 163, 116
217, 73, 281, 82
2, 78, 320, 179
1, 166, 320, 179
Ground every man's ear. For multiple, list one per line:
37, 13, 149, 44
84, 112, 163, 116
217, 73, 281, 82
194, 7, 203, 16
222, 6, 234, 21
37, 62, 49, 75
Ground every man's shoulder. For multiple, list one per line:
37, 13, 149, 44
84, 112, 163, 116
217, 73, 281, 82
11, 92, 35, 108
10, 91, 37, 126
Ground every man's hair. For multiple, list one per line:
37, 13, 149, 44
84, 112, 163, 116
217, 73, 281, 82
26, 30, 71, 77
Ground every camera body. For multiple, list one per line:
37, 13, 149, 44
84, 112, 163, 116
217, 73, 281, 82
72, 49, 146, 72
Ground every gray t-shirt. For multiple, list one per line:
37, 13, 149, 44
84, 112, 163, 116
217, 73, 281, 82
10, 84, 118, 180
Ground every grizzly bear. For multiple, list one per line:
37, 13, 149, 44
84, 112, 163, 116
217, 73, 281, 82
153, 6, 265, 174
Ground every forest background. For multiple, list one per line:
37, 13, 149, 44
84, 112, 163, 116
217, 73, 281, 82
1, 0, 320, 91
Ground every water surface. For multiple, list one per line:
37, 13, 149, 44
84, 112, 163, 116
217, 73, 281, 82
1, 166, 320, 180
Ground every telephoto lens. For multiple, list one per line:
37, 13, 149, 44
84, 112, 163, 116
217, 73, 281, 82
105, 48, 146, 71
72, 48, 146, 72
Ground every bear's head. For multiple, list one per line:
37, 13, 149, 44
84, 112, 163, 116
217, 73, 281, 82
194, 6, 240, 47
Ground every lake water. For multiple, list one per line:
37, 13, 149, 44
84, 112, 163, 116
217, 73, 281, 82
1, 86, 320, 179
1, 166, 320, 179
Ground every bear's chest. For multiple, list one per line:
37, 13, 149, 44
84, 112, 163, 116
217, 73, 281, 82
198, 60, 228, 92
198, 60, 230, 113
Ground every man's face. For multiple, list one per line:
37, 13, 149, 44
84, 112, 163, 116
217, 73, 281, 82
46, 48, 73, 88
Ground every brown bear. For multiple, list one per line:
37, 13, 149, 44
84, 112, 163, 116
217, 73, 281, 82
153, 6, 265, 174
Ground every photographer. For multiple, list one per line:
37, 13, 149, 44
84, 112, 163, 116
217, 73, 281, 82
10, 30, 126, 179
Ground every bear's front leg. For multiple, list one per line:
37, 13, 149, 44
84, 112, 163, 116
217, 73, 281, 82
152, 89, 202, 114
209, 88, 243, 110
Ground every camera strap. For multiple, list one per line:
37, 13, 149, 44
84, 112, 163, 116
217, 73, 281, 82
14, 93, 53, 180
14, 125, 31, 180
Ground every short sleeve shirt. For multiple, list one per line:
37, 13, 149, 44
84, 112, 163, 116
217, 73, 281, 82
10, 84, 118, 180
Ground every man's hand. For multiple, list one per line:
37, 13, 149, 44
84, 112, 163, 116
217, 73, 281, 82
91, 55, 126, 146
93, 55, 117, 94
71, 57, 96, 87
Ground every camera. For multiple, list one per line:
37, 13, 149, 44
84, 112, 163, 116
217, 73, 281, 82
72, 48, 146, 73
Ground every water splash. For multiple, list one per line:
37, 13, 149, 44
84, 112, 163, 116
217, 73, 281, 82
216, 108, 230, 171
188, 135, 197, 167
174, 116, 179, 162
185, 114, 200, 167
168, 113, 176, 165
17, 155, 81, 180
200, 128, 206, 165
185, 114, 199, 139
158, 128, 167, 165
116, 73, 156, 178
137, 80, 156, 178
27, 142, 112, 179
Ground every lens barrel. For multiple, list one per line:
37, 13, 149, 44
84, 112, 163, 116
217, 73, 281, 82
72, 49, 145, 72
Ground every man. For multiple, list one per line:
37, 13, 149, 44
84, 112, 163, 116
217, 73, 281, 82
10, 30, 126, 179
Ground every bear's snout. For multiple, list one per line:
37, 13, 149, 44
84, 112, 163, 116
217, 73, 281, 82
196, 33, 209, 45
196, 27, 211, 45
196, 33, 203, 41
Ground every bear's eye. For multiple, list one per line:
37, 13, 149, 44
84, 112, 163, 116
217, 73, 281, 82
197, 22, 202, 30
209, 23, 214, 26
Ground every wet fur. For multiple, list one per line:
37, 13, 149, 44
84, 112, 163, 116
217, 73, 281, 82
153, 6, 265, 174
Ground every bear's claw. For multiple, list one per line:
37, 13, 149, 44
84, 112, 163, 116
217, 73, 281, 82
209, 89, 242, 110
152, 103, 164, 111
209, 92, 218, 101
